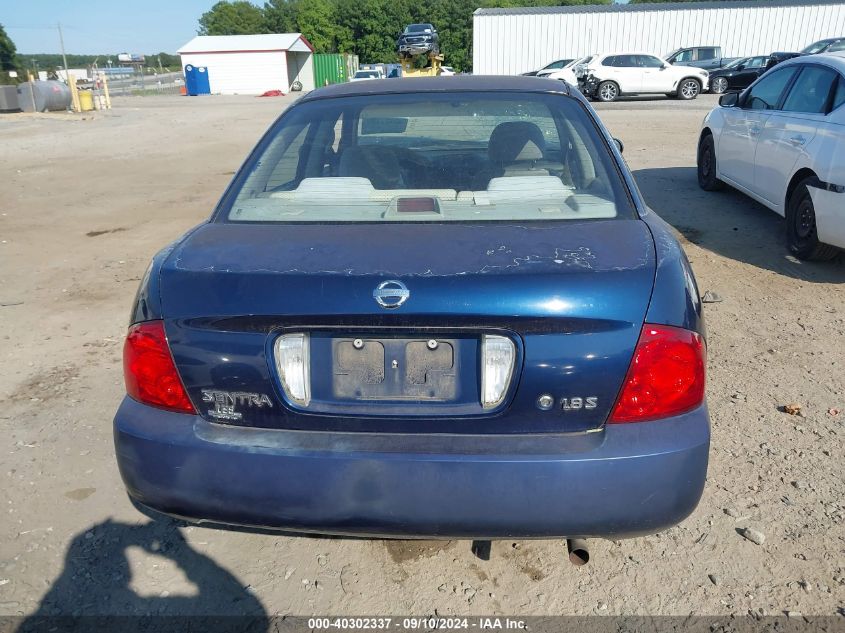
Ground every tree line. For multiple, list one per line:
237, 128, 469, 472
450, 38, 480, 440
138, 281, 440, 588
22, 53, 182, 73
199, 0, 747, 72
198, 0, 615, 72
0, 0, 756, 86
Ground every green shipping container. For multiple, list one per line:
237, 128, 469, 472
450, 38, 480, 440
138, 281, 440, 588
313, 53, 358, 86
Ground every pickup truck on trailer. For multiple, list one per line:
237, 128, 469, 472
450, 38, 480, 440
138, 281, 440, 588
665, 46, 738, 71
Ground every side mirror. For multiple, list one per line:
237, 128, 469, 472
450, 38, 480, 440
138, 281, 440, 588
661, 63, 669, 69
719, 92, 739, 107
613, 138, 624, 153
736, 64, 746, 71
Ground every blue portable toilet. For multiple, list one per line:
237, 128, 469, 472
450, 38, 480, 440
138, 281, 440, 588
184, 65, 210, 96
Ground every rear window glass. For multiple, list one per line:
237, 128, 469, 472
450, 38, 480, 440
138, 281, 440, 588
222, 92, 633, 224
801, 40, 831, 54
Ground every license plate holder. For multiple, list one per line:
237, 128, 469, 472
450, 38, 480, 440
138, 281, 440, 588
332, 338, 457, 401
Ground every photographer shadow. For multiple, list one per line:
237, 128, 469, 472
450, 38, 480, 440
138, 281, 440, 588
18, 518, 268, 632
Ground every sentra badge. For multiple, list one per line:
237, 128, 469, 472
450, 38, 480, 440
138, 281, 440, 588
201, 390, 273, 421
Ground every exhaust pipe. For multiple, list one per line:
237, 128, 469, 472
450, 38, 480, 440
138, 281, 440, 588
567, 538, 590, 566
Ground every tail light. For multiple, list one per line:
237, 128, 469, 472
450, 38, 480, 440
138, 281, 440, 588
123, 321, 195, 414
609, 324, 705, 424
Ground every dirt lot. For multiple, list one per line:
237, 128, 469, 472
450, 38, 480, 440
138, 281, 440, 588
0, 93, 843, 620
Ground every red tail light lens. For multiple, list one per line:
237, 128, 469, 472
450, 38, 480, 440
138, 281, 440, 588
609, 324, 705, 424
123, 321, 195, 414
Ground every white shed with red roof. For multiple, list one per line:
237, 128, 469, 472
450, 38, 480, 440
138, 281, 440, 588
177, 33, 315, 94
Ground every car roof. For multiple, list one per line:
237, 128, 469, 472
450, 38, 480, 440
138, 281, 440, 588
300, 76, 572, 102
593, 52, 660, 58
779, 51, 845, 72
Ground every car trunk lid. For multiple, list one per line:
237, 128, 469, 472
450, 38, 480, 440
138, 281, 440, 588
160, 220, 655, 433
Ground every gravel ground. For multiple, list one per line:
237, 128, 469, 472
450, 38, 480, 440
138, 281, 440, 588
0, 93, 842, 620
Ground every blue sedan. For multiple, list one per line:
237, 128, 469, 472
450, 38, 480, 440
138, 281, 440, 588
115, 77, 709, 548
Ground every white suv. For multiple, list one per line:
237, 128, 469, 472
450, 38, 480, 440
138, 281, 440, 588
579, 52, 709, 102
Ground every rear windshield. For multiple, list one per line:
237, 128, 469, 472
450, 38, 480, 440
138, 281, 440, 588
801, 39, 834, 54
723, 57, 748, 69
221, 91, 634, 223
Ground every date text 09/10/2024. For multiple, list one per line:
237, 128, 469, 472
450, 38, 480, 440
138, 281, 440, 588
307, 617, 527, 630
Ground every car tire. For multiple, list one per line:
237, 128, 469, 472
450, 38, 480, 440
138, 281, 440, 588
596, 81, 619, 102
677, 78, 701, 100
697, 133, 724, 191
711, 77, 728, 94
786, 178, 840, 261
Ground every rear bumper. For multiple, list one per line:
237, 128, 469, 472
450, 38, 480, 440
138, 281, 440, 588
809, 185, 845, 250
114, 398, 709, 538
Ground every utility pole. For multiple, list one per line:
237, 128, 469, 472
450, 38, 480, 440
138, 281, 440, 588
58, 23, 70, 83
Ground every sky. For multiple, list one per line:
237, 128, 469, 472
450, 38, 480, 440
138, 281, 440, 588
2, 0, 262, 55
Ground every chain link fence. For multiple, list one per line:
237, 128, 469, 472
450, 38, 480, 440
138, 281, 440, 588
100, 67, 184, 97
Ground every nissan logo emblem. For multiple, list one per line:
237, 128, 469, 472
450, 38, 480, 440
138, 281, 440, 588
373, 280, 409, 309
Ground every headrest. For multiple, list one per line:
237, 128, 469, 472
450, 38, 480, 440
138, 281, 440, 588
488, 121, 546, 164
338, 146, 403, 189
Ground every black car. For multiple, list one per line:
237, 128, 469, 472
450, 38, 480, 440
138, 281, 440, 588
708, 55, 769, 93
801, 37, 845, 54
397, 23, 439, 57
766, 37, 845, 71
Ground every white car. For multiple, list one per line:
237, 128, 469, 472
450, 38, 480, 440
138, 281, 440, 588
579, 52, 709, 102
698, 53, 845, 260
544, 56, 595, 86
532, 58, 574, 77
351, 70, 383, 82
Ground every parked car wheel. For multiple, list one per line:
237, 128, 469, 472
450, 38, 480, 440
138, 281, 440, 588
597, 81, 619, 102
697, 134, 724, 191
710, 77, 728, 94
786, 178, 840, 261
677, 78, 701, 100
